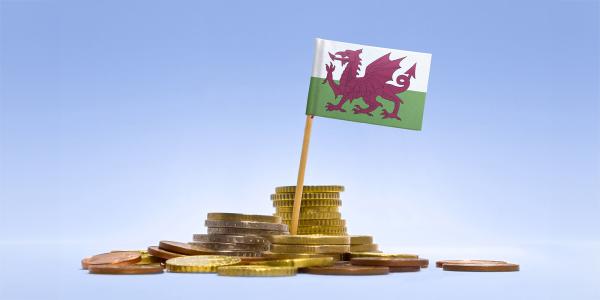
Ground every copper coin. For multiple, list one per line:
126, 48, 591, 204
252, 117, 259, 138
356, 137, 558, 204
304, 264, 389, 276
351, 257, 429, 267
87, 251, 141, 266
389, 266, 421, 272
443, 262, 519, 272
158, 241, 216, 255
81, 257, 91, 270
89, 263, 164, 275
435, 259, 507, 268
147, 246, 185, 260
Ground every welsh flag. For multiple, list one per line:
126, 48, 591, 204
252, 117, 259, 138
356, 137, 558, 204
306, 38, 432, 130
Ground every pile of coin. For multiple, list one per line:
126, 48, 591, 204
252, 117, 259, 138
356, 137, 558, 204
349, 235, 380, 252
272, 185, 347, 235
190, 212, 289, 257
265, 234, 350, 261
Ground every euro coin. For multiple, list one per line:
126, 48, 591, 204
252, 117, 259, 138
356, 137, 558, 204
207, 212, 281, 224
214, 250, 264, 257
147, 246, 184, 260
166, 255, 241, 273
268, 235, 350, 245
188, 241, 269, 251
435, 259, 507, 268
262, 252, 344, 261
296, 226, 347, 235
204, 220, 288, 232
276, 206, 339, 213
276, 211, 341, 220
282, 219, 346, 227
349, 235, 373, 245
192, 234, 268, 245
248, 257, 334, 268
89, 264, 163, 275
159, 241, 216, 255
81, 257, 91, 270
273, 199, 342, 207
351, 257, 429, 267
389, 266, 421, 272
347, 252, 418, 259
304, 265, 389, 275
217, 265, 296, 277
270, 192, 340, 200
275, 185, 345, 194
138, 252, 164, 265
87, 252, 141, 266
350, 243, 379, 252
442, 261, 519, 272
207, 227, 287, 236
270, 244, 350, 254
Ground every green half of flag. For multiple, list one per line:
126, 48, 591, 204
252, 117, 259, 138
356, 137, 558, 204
305, 77, 426, 130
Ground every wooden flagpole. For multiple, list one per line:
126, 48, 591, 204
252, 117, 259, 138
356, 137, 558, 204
290, 115, 314, 235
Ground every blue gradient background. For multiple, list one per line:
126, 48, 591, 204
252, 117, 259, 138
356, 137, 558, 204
1, 0, 598, 299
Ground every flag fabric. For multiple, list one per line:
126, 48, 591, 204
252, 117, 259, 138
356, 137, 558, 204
306, 38, 432, 130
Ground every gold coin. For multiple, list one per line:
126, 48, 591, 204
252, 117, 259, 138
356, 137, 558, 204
349, 235, 373, 245
282, 219, 346, 227
217, 265, 296, 277
276, 206, 339, 213
268, 235, 350, 245
262, 252, 344, 261
273, 199, 342, 207
275, 185, 345, 194
206, 212, 281, 224
270, 244, 350, 254
348, 252, 419, 259
276, 211, 341, 220
435, 259, 507, 268
138, 252, 164, 264
297, 228, 347, 235
166, 255, 241, 273
442, 262, 519, 272
248, 257, 335, 268
271, 192, 340, 201
350, 244, 379, 252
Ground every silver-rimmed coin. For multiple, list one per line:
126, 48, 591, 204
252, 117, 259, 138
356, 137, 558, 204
207, 227, 288, 236
204, 220, 288, 232
189, 241, 269, 251
192, 234, 269, 245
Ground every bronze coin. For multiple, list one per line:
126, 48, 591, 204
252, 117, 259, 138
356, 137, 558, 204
351, 257, 429, 267
435, 259, 507, 268
443, 262, 519, 272
81, 257, 91, 270
304, 264, 389, 275
87, 251, 141, 266
159, 241, 217, 255
89, 263, 164, 275
389, 266, 421, 272
147, 246, 185, 260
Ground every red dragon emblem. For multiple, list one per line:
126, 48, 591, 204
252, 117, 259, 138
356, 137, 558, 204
323, 49, 416, 120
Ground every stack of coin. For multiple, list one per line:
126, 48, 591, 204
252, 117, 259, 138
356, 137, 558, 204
190, 212, 289, 257
348, 235, 380, 253
266, 234, 350, 261
272, 185, 347, 235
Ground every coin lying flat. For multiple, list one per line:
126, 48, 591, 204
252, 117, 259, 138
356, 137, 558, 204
87, 252, 141, 266
349, 235, 373, 245
442, 262, 519, 272
347, 252, 418, 259
351, 257, 429, 267
282, 219, 346, 227
276, 211, 341, 220
248, 257, 335, 268
147, 246, 184, 260
207, 227, 288, 236
189, 241, 269, 251
206, 212, 281, 224
350, 243, 379, 252
271, 192, 340, 201
273, 199, 342, 207
213, 250, 264, 257
270, 244, 350, 254
204, 220, 288, 232
89, 264, 164, 275
262, 252, 344, 261
304, 264, 389, 275
192, 234, 268, 245
275, 185, 345, 194
268, 234, 350, 245
159, 241, 216, 255
218, 265, 296, 277
81, 257, 91, 270
276, 206, 339, 213
389, 266, 421, 273
166, 255, 241, 273
435, 259, 507, 268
